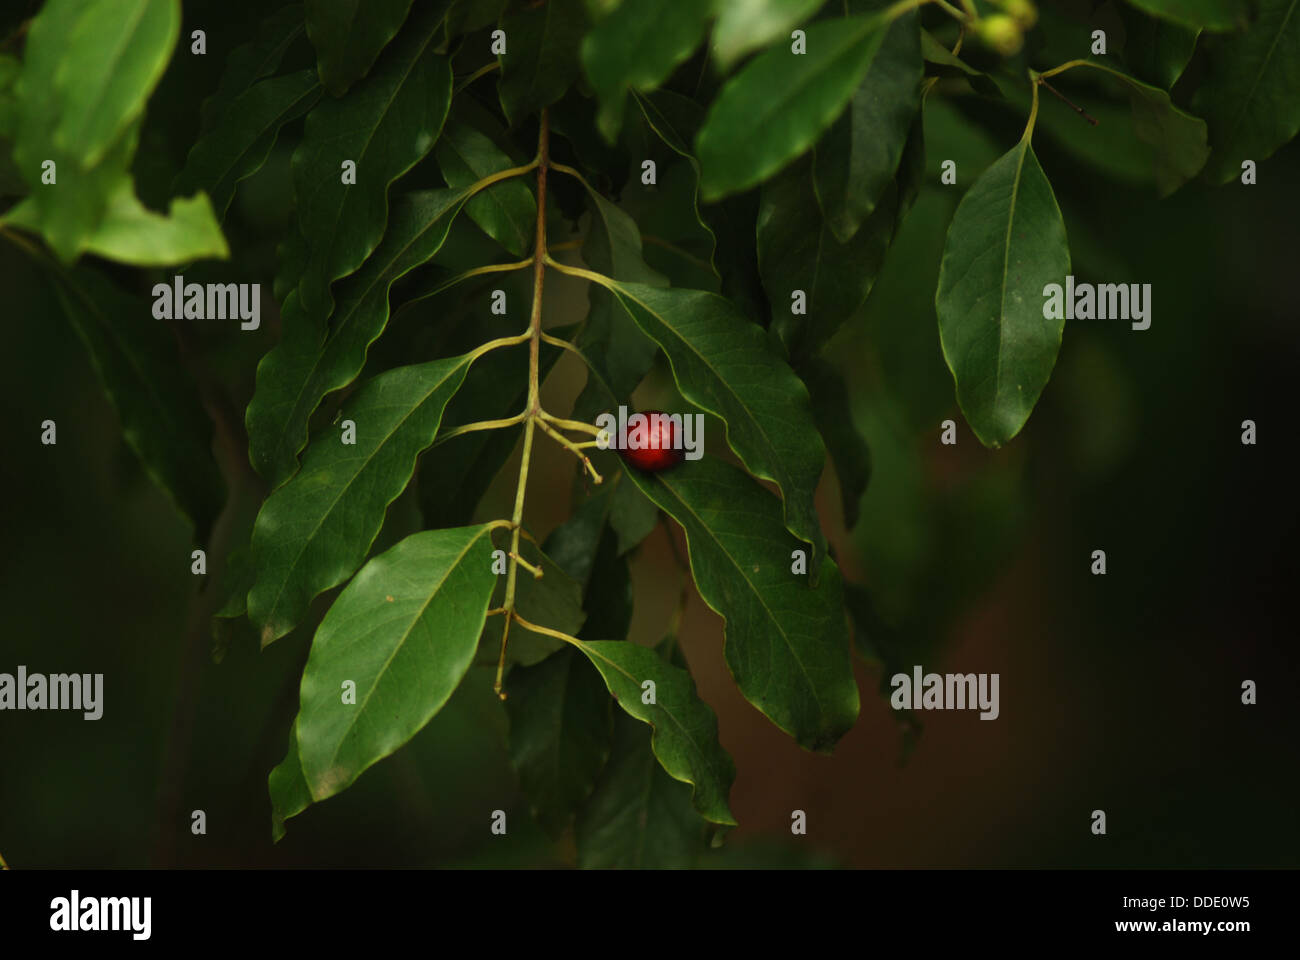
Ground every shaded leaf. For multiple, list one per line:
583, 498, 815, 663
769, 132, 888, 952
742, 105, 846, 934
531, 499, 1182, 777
696, 12, 889, 200
1117, 5, 1199, 90
247, 350, 476, 645
293, 524, 498, 801
801, 357, 870, 531
200, 2, 307, 130
569, 637, 736, 824
602, 280, 828, 570
47, 265, 224, 538
436, 105, 535, 257
813, 8, 921, 242
576, 709, 706, 867
291, 6, 453, 319
498, 0, 589, 124
758, 154, 898, 361
609, 471, 659, 556
623, 457, 859, 751
304, 0, 416, 97
710, 0, 825, 72
581, 0, 712, 141
177, 70, 322, 221
935, 135, 1070, 448
248, 188, 469, 488
506, 647, 613, 837
269, 718, 312, 842
1190, 0, 1300, 184
919, 29, 1002, 98
1123, 0, 1247, 31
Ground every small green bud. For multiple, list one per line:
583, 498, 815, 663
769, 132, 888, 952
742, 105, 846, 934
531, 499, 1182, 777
976, 15, 1025, 56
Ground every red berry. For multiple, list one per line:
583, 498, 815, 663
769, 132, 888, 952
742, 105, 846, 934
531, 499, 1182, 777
617, 409, 685, 473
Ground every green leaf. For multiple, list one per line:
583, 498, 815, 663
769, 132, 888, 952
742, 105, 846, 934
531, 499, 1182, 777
47, 265, 224, 538
292, 524, 498, 802
696, 12, 889, 200
177, 70, 322, 221
247, 350, 477, 645
51, 0, 179, 169
505, 647, 613, 838
269, 718, 312, 842
609, 471, 659, 556
581, 0, 712, 141
74, 181, 227, 266
602, 280, 828, 570
291, 6, 453, 319
435, 106, 535, 257
304, 0, 416, 96
247, 188, 469, 488
710, 0, 825, 72
200, 3, 307, 130
812, 9, 921, 243
569, 636, 736, 824
622, 456, 858, 752
1117, 5, 1199, 90
576, 709, 706, 867
801, 357, 870, 531
758, 154, 898, 361
919, 29, 1002, 98
935, 135, 1070, 448
498, 0, 589, 124
511, 540, 588, 641
1070, 61, 1210, 195
1123, 0, 1247, 32
1191, 0, 1300, 184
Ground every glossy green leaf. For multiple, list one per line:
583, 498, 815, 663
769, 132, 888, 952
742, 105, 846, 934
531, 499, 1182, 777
291, 7, 452, 318
576, 709, 706, 867
1072, 61, 1209, 195
51, 0, 179, 169
609, 471, 659, 556
710, 0, 825, 71
269, 718, 312, 842
47, 265, 224, 538
569, 636, 736, 824
935, 136, 1070, 448
247, 350, 476, 645
1123, 0, 1247, 31
758, 154, 898, 361
79, 181, 228, 265
802, 357, 871, 531
813, 9, 921, 243
177, 70, 321, 220
581, 0, 712, 141
696, 12, 888, 200
623, 456, 858, 751
304, 0, 416, 96
542, 487, 614, 590
506, 647, 613, 837
436, 107, 535, 257
498, 0, 589, 124
602, 280, 828, 569
292, 524, 498, 802
200, 3, 307, 130
248, 188, 469, 488
1191, 0, 1300, 184
1118, 6, 1199, 90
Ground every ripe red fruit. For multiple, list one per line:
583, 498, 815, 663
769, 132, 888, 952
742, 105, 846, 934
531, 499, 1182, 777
617, 410, 685, 473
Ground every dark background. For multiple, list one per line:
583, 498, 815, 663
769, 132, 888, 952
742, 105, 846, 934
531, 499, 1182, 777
1, 1, 1297, 868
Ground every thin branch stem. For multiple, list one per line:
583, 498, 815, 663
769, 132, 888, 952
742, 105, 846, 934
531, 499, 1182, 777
495, 108, 553, 700
508, 552, 544, 579
539, 331, 589, 363
510, 612, 583, 648
537, 418, 603, 483
433, 412, 525, 445
1040, 78, 1098, 126
454, 61, 499, 94
538, 410, 604, 436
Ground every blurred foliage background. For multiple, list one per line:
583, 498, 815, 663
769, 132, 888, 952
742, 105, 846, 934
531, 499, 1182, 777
1, 0, 1297, 868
